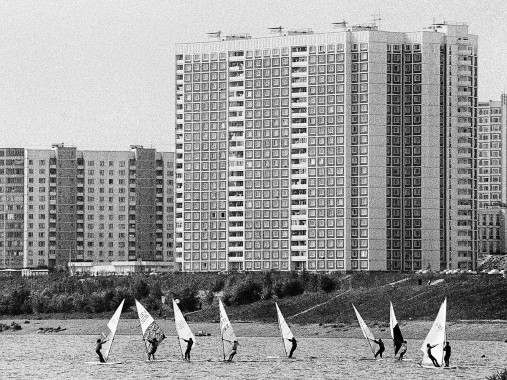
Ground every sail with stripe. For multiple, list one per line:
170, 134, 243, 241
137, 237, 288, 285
100, 299, 124, 362
135, 299, 166, 357
219, 298, 237, 360
420, 298, 447, 367
275, 303, 294, 357
173, 299, 196, 359
352, 304, 376, 357
390, 301, 404, 355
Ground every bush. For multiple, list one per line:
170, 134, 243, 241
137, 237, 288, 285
211, 277, 226, 293
133, 279, 150, 300
173, 286, 200, 312
273, 279, 305, 298
229, 279, 262, 305
319, 275, 336, 293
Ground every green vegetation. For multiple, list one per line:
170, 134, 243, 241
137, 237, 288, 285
1, 271, 507, 324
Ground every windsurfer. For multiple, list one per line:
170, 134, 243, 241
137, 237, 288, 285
95, 338, 108, 363
227, 340, 238, 361
372, 338, 385, 359
287, 337, 297, 358
181, 337, 194, 361
398, 340, 407, 360
443, 342, 451, 367
147, 337, 159, 360
426, 343, 440, 367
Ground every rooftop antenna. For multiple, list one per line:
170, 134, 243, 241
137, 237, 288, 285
207, 31, 222, 41
332, 20, 348, 29
372, 11, 382, 29
268, 26, 285, 36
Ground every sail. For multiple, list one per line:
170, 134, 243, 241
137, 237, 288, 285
275, 303, 294, 357
135, 299, 166, 355
352, 304, 376, 357
420, 298, 447, 367
173, 299, 196, 358
390, 302, 404, 355
100, 299, 124, 362
219, 299, 237, 359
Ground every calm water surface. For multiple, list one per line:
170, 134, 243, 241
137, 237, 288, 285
0, 335, 504, 379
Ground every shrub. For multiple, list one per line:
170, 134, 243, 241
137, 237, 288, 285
211, 277, 226, 293
229, 279, 262, 305
173, 286, 200, 312
133, 279, 150, 300
319, 275, 336, 293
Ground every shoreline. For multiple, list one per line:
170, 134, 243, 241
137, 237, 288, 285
2, 318, 507, 342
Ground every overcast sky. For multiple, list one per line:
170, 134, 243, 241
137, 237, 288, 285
1, 0, 506, 152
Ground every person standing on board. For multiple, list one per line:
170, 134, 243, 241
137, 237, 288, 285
287, 337, 297, 358
146, 337, 160, 360
397, 340, 407, 360
181, 337, 194, 361
228, 340, 238, 362
443, 341, 451, 367
426, 343, 440, 367
372, 338, 385, 359
95, 337, 108, 363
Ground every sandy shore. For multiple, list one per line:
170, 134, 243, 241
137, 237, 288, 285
2, 318, 507, 342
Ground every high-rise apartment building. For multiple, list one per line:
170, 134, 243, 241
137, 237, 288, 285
0, 144, 175, 273
0, 148, 25, 268
174, 23, 478, 272
477, 95, 507, 255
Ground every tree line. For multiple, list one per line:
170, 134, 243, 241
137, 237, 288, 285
0, 270, 344, 316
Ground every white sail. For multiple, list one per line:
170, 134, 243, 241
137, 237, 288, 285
173, 299, 196, 358
390, 301, 404, 355
101, 299, 124, 362
136, 299, 166, 355
420, 298, 447, 367
352, 304, 376, 357
219, 299, 237, 360
275, 303, 294, 357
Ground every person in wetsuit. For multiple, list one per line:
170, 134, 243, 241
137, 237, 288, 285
398, 340, 407, 360
287, 337, 297, 358
373, 338, 385, 359
181, 337, 193, 361
95, 338, 108, 363
443, 341, 451, 367
147, 337, 159, 361
426, 343, 440, 367
228, 340, 238, 362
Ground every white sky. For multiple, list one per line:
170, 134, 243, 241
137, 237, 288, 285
1, 0, 506, 152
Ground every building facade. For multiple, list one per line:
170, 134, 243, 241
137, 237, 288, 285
0, 148, 25, 268
174, 23, 478, 272
0, 144, 175, 272
477, 95, 507, 255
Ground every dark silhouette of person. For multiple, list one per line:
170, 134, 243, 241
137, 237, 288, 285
397, 340, 407, 360
443, 342, 451, 367
95, 338, 108, 363
147, 337, 159, 360
287, 337, 297, 358
182, 337, 194, 361
373, 338, 385, 359
228, 340, 238, 362
426, 343, 440, 367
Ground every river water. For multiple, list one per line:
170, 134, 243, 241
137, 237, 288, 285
0, 334, 504, 379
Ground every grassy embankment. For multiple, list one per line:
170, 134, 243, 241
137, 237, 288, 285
1, 271, 506, 325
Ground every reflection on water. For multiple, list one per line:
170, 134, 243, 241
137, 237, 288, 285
0, 335, 505, 379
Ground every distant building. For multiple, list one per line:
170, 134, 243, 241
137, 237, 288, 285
174, 23, 478, 272
477, 95, 507, 255
0, 144, 175, 272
